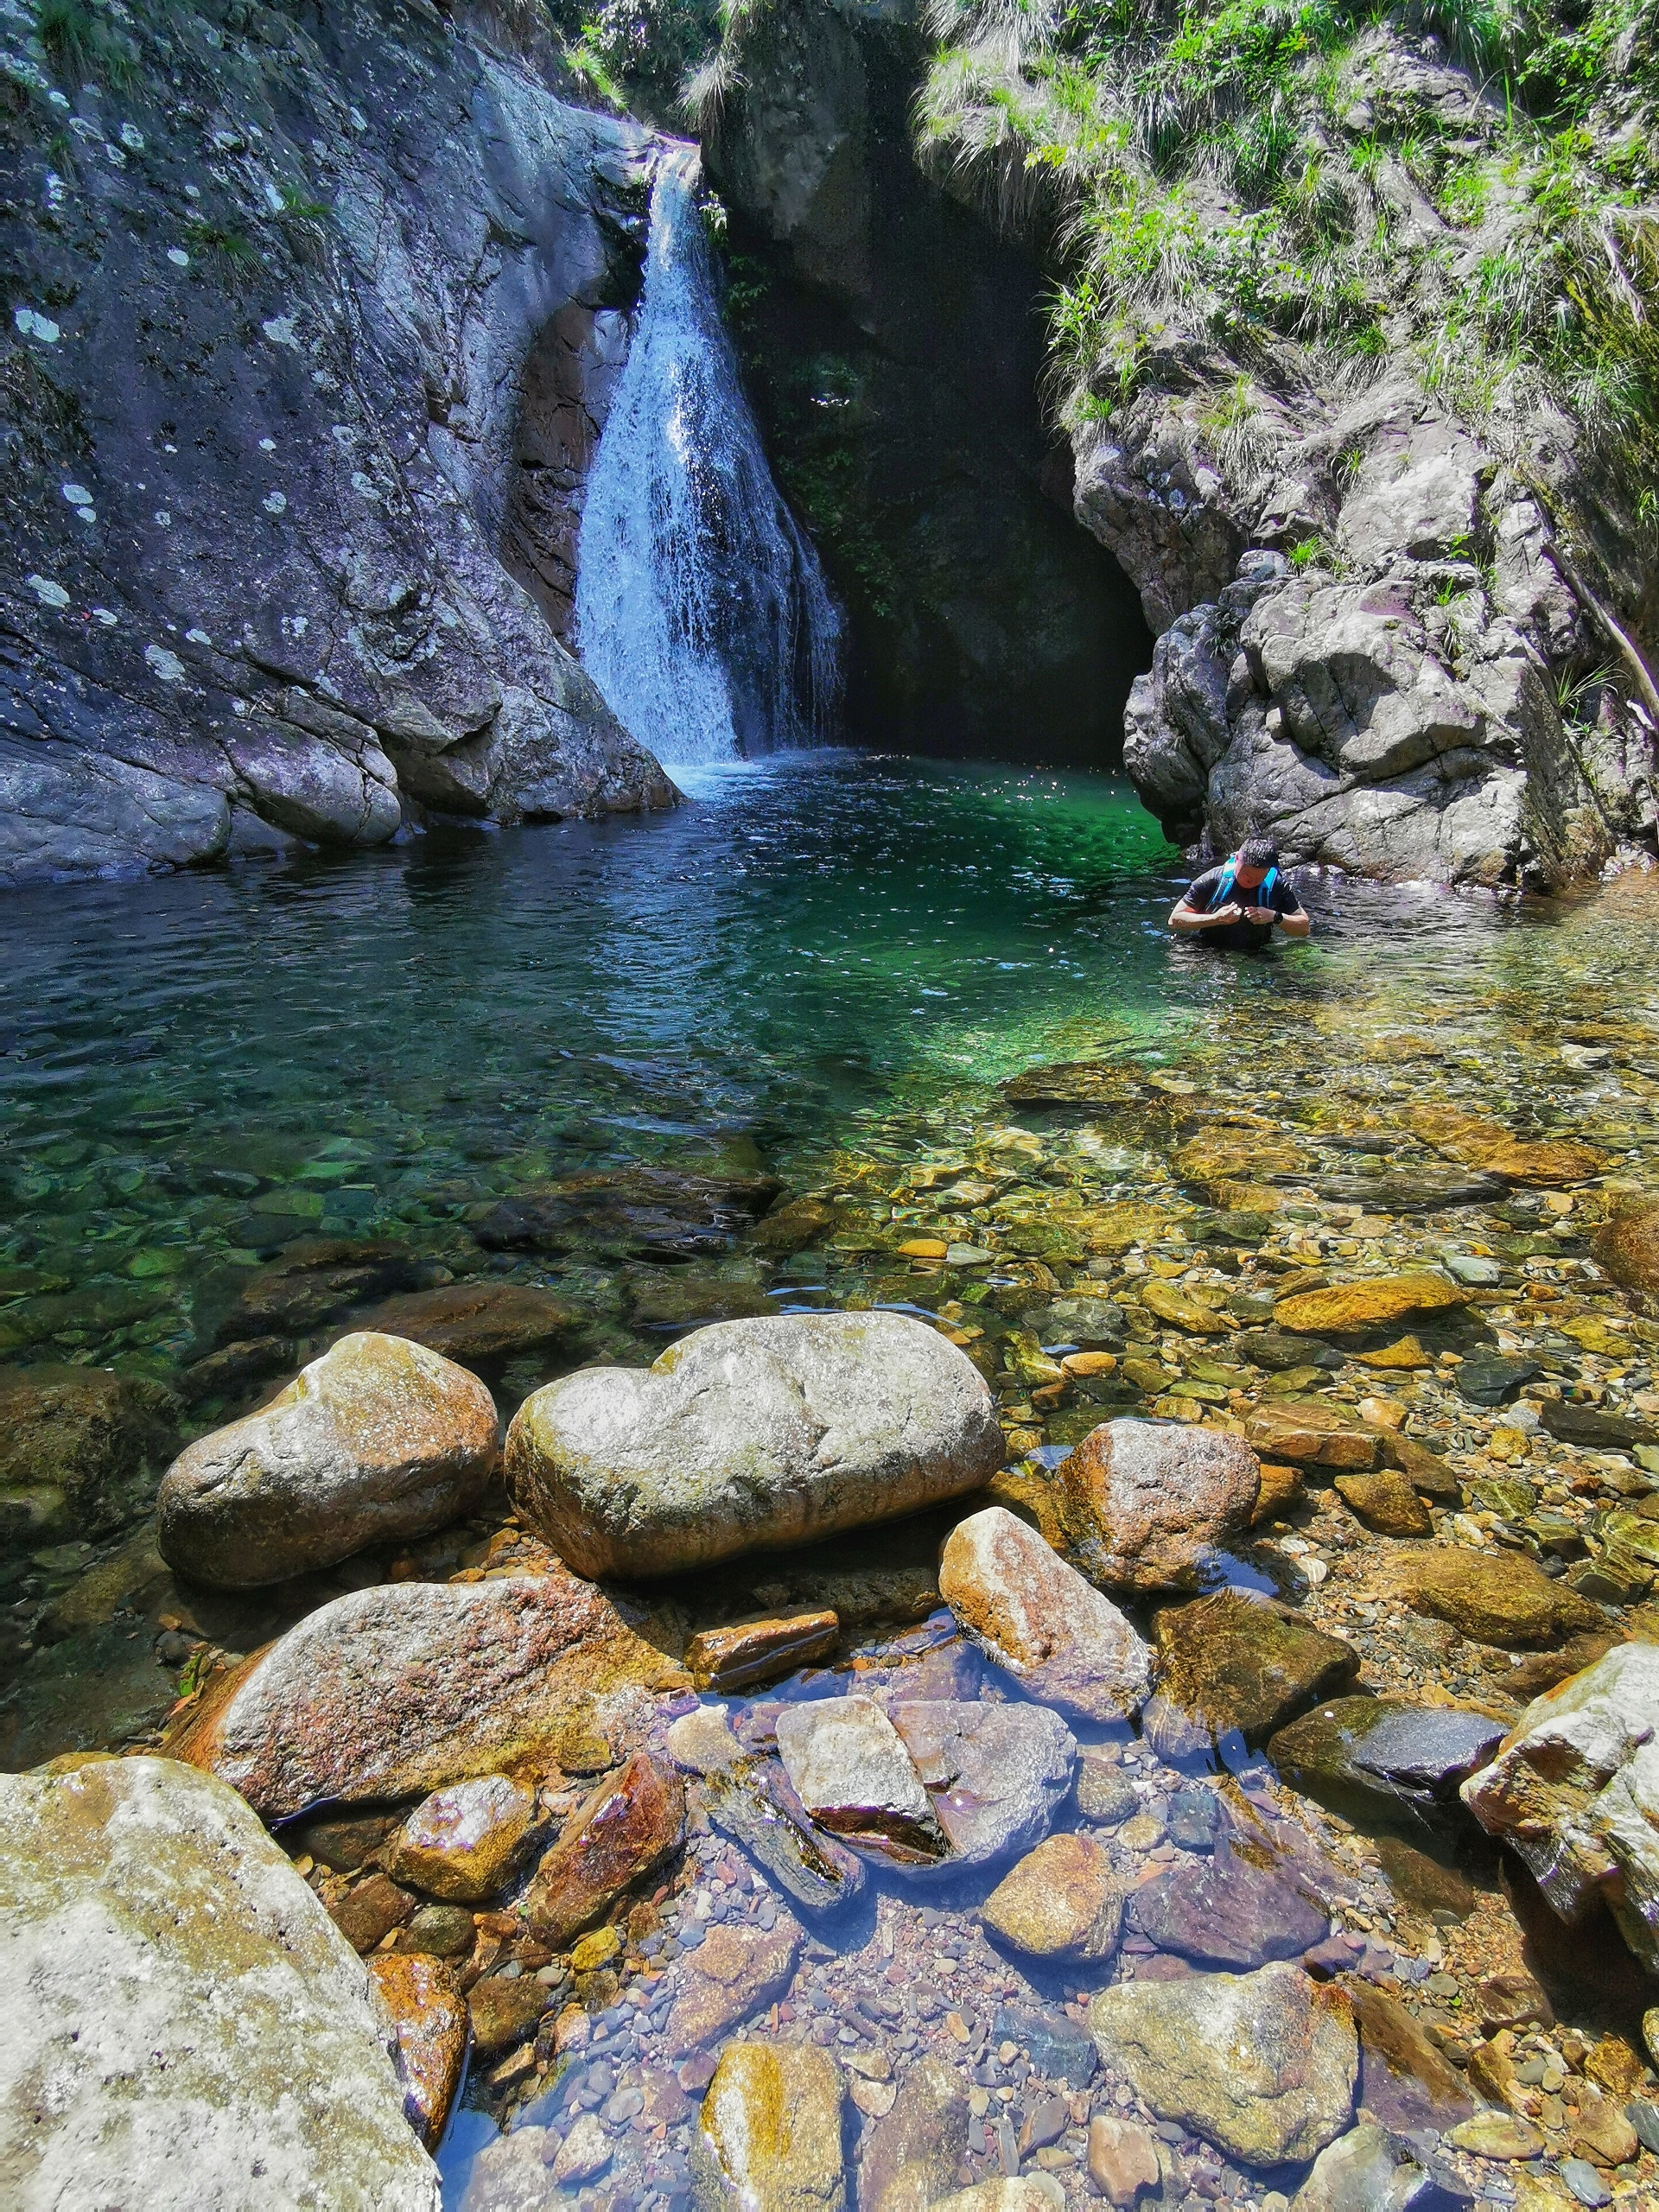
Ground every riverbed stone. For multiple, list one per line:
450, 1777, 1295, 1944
384, 1773, 537, 1903
1289, 2120, 1433, 2212
981, 1832, 1124, 1961
1274, 1273, 1467, 1335
505, 1311, 1004, 1577
1268, 1696, 1505, 1821
0, 1756, 439, 2208
169, 1566, 671, 1817
1089, 1963, 1357, 2165
1461, 1641, 1659, 1970
0, 1363, 179, 1553
1056, 1418, 1261, 1592
664, 1918, 801, 2054
354, 1281, 578, 1365
691, 2040, 847, 2212
1076, 1749, 1140, 1825
157, 1331, 499, 1586
700, 1758, 868, 1911
227, 1237, 434, 1337
368, 1950, 467, 2149
1593, 1196, 1659, 1297
1245, 1400, 1379, 1471
1142, 1590, 1362, 1758
1127, 1836, 1329, 1967
686, 1610, 840, 1693
1140, 1278, 1232, 1334
888, 1699, 1077, 1869
1334, 1469, 1433, 1536
1383, 1546, 1605, 1648
1445, 2110, 1548, 2158
524, 1751, 685, 1945
467, 1972, 549, 2056
931, 2188, 1064, 2212
859, 2053, 969, 2212
1087, 2116, 1162, 2207
328, 1870, 418, 1954
1347, 1980, 1478, 2132
775, 1694, 949, 1861
938, 1504, 1153, 1722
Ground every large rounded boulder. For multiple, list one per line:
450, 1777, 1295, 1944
503, 1311, 1005, 1578
158, 1331, 499, 1587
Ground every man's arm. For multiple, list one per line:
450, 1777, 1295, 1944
1170, 896, 1240, 933
1278, 905, 1311, 938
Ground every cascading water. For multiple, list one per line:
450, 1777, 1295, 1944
575, 146, 842, 767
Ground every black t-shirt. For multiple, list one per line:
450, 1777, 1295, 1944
1183, 864, 1305, 950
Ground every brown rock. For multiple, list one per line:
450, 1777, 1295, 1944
1173, 1134, 1310, 1182
329, 1871, 417, 1955
859, 2054, 969, 2212
384, 1775, 537, 1904
663, 1919, 800, 2055
1584, 2031, 1649, 2100
1444, 2111, 1547, 2159
1380, 1428, 1461, 1498
156, 1332, 499, 1588
1252, 1461, 1306, 1524
1348, 1980, 1477, 2132
1478, 1970, 1555, 2033
467, 1974, 547, 2057
168, 1567, 671, 1818
1385, 1548, 1604, 1649
1573, 2084, 1640, 2167
0, 1363, 179, 1552
1594, 1196, 1659, 1297
980, 1833, 1123, 1961
1245, 1401, 1378, 1471
1087, 2114, 1160, 2207
1503, 1632, 1623, 1703
353, 1282, 577, 1365
226, 1238, 430, 1335
1371, 1836, 1474, 1920
1057, 1419, 1260, 1592
523, 1751, 684, 1947
1142, 1589, 1361, 1756
684, 1611, 839, 1694
1356, 1337, 1434, 1370
1334, 1470, 1433, 1537
938, 1504, 1153, 1724
369, 1952, 467, 2148
1273, 1273, 1467, 1336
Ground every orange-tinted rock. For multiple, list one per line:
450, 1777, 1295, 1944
1594, 1196, 1659, 1298
168, 1567, 671, 1818
1384, 1548, 1604, 1649
1274, 1273, 1466, 1336
1334, 1470, 1433, 1537
369, 1952, 467, 2147
383, 1775, 537, 1904
1252, 1462, 1306, 1524
157, 1332, 499, 1587
1139, 1280, 1231, 1336
467, 1973, 548, 2057
1057, 1419, 1259, 1592
684, 1611, 839, 1694
1142, 1589, 1361, 1757
523, 1751, 684, 1947
663, 1919, 801, 2056
328, 1871, 417, 1955
980, 1833, 1124, 1961
1245, 1401, 1377, 1471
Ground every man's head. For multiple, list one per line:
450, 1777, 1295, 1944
1232, 835, 1279, 890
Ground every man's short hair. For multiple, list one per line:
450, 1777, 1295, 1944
1238, 836, 1280, 869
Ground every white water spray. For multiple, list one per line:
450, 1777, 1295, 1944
575, 147, 842, 767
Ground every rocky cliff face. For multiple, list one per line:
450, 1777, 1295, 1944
0, 0, 676, 889
701, 0, 1151, 765
918, 0, 1659, 887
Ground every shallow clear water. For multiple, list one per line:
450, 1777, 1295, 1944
9, 755, 1659, 2210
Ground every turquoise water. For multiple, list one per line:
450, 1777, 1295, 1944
0, 749, 1652, 1385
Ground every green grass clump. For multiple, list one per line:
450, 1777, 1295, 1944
908, 0, 1659, 505
35, 0, 137, 87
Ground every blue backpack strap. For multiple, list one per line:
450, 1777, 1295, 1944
1209, 859, 1237, 911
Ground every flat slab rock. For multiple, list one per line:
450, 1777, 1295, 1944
1141, 1589, 1362, 1758
886, 1698, 1077, 1873
1268, 1696, 1506, 1820
0, 1756, 439, 2209
1090, 1962, 1357, 2166
1380, 1545, 1605, 1649
1127, 1837, 1329, 1968
505, 1311, 1005, 1578
690, 2039, 847, 2212
168, 1567, 672, 1819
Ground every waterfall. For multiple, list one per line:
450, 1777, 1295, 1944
574, 146, 842, 767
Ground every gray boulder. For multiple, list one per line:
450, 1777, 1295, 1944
158, 1332, 499, 1587
0, 1756, 438, 2208
505, 1311, 1005, 1577
1290, 2121, 1433, 2212
1268, 1697, 1506, 1821
887, 1699, 1077, 1873
774, 1694, 949, 1862
1057, 1418, 1261, 1592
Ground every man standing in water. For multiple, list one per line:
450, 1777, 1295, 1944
1169, 836, 1310, 948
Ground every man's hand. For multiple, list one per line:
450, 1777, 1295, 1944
1242, 905, 1277, 925
1170, 899, 1241, 931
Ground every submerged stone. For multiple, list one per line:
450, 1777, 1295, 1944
158, 1331, 499, 1587
980, 1832, 1124, 1961
698, 1758, 868, 1913
664, 1918, 801, 2056
1269, 1696, 1505, 1821
1142, 1589, 1361, 1758
1128, 1836, 1329, 1967
858, 2053, 970, 2212
1289, 2120, 1434, 2212
775, 1694, 949, 1862
1593, 1196, 1659, 1297
524, 1751, 685, 1946
887, 1699, 1076, 1871
505, 1312, 1004, 1577
1383, 1546, 1605, 1649
354, 1281, 578, 1364
1089, 1962, 1357, 2165
0, 1363, 179, 1554
691, 2040, 847, 2212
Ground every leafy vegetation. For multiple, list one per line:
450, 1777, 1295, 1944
35, 0, 137, 87
545, 0, 722, 117
915, 0, 1659, 486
